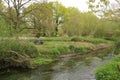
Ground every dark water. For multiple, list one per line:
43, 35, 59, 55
0, 54, 112, 80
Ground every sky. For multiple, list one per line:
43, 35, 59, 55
48, 0, 89, 12
48, 0, 117, 12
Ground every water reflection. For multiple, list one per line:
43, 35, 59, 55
0, 54, 112, 80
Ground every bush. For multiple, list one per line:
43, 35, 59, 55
0, 40, 39, 58
95, 61, 120, 80
0, 40, 39, 69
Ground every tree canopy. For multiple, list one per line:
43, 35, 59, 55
0, 0, 119, 37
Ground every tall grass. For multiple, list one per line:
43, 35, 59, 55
0, 40, 39, 58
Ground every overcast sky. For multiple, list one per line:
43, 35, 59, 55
49, 0, 88, 12
48, 0, 117, 12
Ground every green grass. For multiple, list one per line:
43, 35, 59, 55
30, 58, 54, 66
95, 61, 120, 80
103, 37, 118, 41
38, 45, 71, 56
34, 37, 112, 56
36, 37, 109, 43
113, 55, 120, 62
0, 40, 39, 58
38, 37, 72, 41
95, 54, 120, 80
71, 37, 108, 43
0, 37, 112, 69
68, 45, 90, 53
36, 42, 92, 56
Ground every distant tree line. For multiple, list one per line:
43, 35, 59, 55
0, 0, 119, 37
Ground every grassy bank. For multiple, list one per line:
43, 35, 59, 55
95, 44, 120, 80
0, 37, 115, 69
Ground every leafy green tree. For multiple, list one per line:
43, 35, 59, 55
0, 0, 39, 33
61, 7, 99, 37
24, 2, 54, 37
52, 1, 67, 36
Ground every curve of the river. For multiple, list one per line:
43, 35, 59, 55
0, 54, 112, 80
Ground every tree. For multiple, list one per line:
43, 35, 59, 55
24, 2, 54, 37
0, 0, 2, 7
88, 0, 120, 22
52, 1, 67, 36
61, 7, 99, 37
0, 0, 38, 32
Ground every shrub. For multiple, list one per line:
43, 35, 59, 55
0, 40, 39, 69
95, 61, 120, 80
0, 40, 39, 58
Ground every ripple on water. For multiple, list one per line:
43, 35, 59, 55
0, 54, 112, 80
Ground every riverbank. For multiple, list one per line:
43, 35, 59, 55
0, 37, 116, 70
0, 50, 113, 80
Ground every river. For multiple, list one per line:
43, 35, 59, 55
0, 53, 112, 80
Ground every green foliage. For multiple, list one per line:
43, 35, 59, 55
39, 37, 71, 41
0, 16, 14, 37
71, 37, 108, 43
57, 45, 71, 53
0, 40, 39, 58
103, 37, 118, 41
71, 37, 81, 42
30, 58, 53, 66
95, 54, 120, 80
95, 61, 120, 80
114, 42, 120, 54
113, 55, 120, 62
25, 2, 55, 37
68, 45, 90, 53
39, 45, 70, 55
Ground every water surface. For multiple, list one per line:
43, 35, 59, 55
0, 54, 112, 80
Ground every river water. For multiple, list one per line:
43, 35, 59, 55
0, 54, 112, 80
